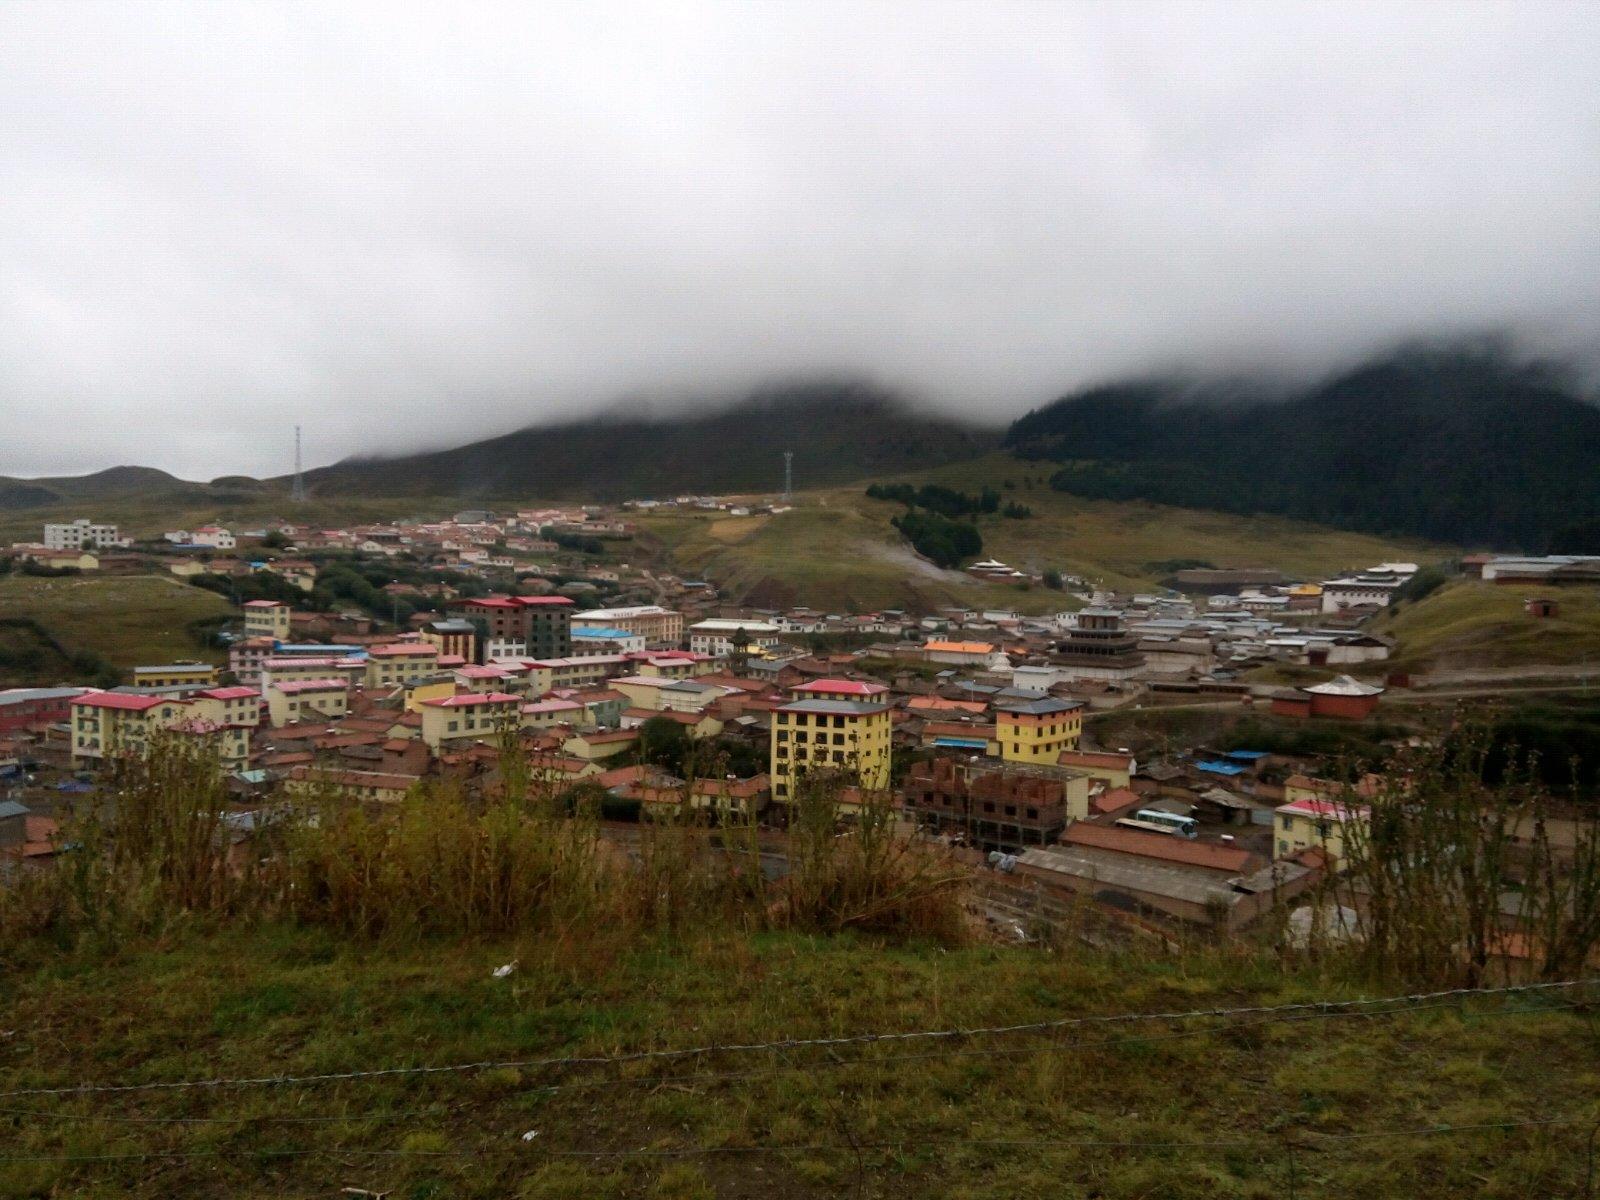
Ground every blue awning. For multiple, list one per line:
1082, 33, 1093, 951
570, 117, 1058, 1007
1195, 760, 1248, 776
933, 737, 990, 750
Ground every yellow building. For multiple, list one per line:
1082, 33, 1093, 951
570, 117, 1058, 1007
265, 679, 350, 727
131, 662, 219, 690
1274, 797, 1370, 863
69, 691, 254, 769
192, 685, 262, 730
365, 641, 442, 688
242, 600, 292, 640
995, 697, 1083, 765
770, 681, 892, 805
419, 692, 521, 750
561, 728, 639, 761
261, 656, 366, 690
1055, 749, 1135, 790
285, 766, 416, 804
401, 677, 457, 713
632, 654, 715, 680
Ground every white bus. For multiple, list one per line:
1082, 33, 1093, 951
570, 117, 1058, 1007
1115, 809, 1199, 839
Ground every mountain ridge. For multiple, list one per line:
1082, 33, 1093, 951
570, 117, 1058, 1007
1003, 346, 1600, 550
299, 381, 1001, 500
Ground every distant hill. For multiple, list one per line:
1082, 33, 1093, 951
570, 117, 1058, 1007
1003, 346, 1600, 550
0, 465, 225, 511
300, 382, 999, 500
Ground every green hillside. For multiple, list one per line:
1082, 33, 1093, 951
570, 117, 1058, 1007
0, 573, 231, 675
640, 453, 1442, 611
1376, 580, 1600, 672
1005, 345, 1600, 550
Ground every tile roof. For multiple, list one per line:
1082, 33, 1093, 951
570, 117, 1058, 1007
1062, 823, 1259, 873
422, 692, 521, 708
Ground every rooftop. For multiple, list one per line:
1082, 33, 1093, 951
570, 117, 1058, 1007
422, 692, 521, 708
777, 698, 889, 716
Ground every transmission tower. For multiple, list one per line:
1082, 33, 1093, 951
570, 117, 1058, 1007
291, 425, 307, 502
782, 450, 793, 500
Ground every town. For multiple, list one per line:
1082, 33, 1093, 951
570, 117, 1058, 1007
6, 505, 1596, 948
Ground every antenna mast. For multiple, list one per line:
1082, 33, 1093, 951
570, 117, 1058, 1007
291, 426, 307, 502
782, 450, 793, 500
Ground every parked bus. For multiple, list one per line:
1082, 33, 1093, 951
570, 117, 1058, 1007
1115, 809, 1199, 839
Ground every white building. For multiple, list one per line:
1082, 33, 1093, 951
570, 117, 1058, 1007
688, 619, 783, 658
43, 519, 125, 550
1320, 573, 1405, 613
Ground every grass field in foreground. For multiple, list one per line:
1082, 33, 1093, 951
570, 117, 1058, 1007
0, 573, 231, 673
1376, 580, 1600, 672
0, 924, 1592, 1199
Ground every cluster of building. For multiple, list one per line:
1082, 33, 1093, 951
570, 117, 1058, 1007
1, 565, 1407, 936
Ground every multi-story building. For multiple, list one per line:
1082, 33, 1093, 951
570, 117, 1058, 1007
242, 600, 292, 641
69, 688, 257, 769
903, 756, 1090, 850
573, 605, 683, 647
259, 656, 366, 692
188, 526, 237, 550
228, 636, 275, 686
519, 655, 630, 694
419, 692, 521, 750
0, 687, 93, 734
43, 519, 125, 550
569, 626, 646, 656
131, 662, 220, 691
994, 697, 1083, 765
770, 680, 892, 805
688, 619, 783, 658
1053, 610, 1145, 681
421, 619, 478, 664
455, 596, 574, 658
264, 679, 350, 727
1273, 796, 1370, 863
364, 641, 442, 689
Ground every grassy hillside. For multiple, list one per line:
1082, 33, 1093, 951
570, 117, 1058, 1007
639, 453, 1442, 611
0, 491, 465, 548
1376, 580, 1600, 672
0, 573, 231, 673
0, 923, 1591, 1199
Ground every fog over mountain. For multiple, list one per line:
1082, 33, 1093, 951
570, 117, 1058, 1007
2, 1, 1597, 478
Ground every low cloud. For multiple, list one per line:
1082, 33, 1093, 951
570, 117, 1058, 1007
1, 1, 1596, 477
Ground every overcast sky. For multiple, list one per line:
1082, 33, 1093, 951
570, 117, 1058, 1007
2, 1, 1597, 478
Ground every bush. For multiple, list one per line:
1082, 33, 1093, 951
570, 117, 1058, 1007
891, 511, 982, 568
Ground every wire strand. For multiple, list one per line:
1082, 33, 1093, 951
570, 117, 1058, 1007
0, 1113, 1589, 1165
0, 994, 1577, 1126
1, 977, 1589, 1100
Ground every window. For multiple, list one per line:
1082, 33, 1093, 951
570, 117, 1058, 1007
1026, 807, 1038, 820
1004, 805, 1016, 818
1281, 815, 1293, 830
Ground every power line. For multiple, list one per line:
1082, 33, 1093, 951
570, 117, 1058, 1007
0, 978, 1589, 1101
0, 1113, 1590, 1166
0, 994, 1577, 1127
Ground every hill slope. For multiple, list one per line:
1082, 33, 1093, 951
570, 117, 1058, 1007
637, 453, 1441, 611
302, 383, 999, 500
1004, 345, 1600, 550
1375, 579, 1600, 673
3, 922, 1592, 1198
0, 573, 230, 675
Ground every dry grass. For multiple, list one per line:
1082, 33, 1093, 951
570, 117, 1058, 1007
1377, 579, 1600, 671
0, 572, 231, 669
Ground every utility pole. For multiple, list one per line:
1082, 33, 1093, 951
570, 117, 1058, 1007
291, 426, 307, 503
